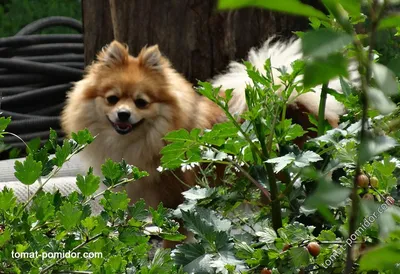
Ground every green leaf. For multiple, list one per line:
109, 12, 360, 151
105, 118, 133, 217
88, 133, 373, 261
366, 87, 396, 115
267, 153, 296, 173
164, 129, 191, 142
339, 76, 352, 96
100, 190, 130, 212
14, 154, 42, 185
302, 29, 353, 58
173, 243, 213, 274
26, 137, 41, 154
150, 203, 169, 227
218, 0, 327, 19
359, 135, 397, 164
32, 193, 55, 223
119, 227, 148, 245
128, 199, 148, 221
57, 202, 83, 230
54, 139, 72, 167
305, 178, 351, 208
338, 0, 361, 15
266, 151, 322, 173
255, 227, 277, 243
101, 159, 124, 184
0, 229, 11, 248
304, 53, 349, 88
359, 242, 400, 271
149, 249, 175, 274
181, 209, 227, 244
76, 168, 100, 196
0, 116, 11, 137
278, 222, 313, 243
0, 187, 16, 211
289, 247, 310, 267
378, 14, 400, 30
371, 63, 398, 96
8, 147, 21, 159
71, 129, 94, 145
104, 255, 127, 273
317, 230, 337, 241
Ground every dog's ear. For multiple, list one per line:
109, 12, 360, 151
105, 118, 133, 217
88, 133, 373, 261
138, 45, 167, 70
97, 40, 129, 66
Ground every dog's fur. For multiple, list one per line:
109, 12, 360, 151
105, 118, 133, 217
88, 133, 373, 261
62, 39, 345, 209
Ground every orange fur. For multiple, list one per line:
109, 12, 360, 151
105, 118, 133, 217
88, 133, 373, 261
62, 41, 224, 208
62, 40, 346, 210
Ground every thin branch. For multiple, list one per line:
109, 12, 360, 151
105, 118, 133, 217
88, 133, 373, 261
318, 83, 329, 136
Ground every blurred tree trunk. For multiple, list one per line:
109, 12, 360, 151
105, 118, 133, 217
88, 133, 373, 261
82, 0, 311, 83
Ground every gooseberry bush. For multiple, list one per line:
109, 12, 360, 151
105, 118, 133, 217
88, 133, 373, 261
1, 0, 400, 273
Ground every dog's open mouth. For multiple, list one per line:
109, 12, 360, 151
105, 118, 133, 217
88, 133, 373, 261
107, 117, 144, 135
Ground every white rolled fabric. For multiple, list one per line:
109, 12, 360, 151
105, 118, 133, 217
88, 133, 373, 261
0, 155, 106, 215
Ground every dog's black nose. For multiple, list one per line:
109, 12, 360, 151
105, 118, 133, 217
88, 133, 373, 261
117, 110, 131, 121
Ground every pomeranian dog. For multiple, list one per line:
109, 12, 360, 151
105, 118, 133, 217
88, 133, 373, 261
61, 38, 345, 210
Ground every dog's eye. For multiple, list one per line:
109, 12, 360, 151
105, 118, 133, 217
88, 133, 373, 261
106, 95, 119, 105
134, 98, 148, 109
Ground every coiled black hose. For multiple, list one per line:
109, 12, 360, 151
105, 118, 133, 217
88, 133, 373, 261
0, 16, 84, 157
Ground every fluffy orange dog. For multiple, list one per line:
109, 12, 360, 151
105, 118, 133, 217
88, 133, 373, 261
61, 39, 345, 209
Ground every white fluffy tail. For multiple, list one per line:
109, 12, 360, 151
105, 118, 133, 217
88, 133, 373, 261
211, 38, 350, 126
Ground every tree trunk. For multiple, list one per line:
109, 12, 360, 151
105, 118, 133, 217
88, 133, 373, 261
82, 0, 310, 83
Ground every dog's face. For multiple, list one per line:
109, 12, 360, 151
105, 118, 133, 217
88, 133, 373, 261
83, 41, 178, 136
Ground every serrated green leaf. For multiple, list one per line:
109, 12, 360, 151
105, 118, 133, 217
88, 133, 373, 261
119, 227, 148, 245
218, 0, 327, 19
81, 216, 98, 231
173, 243, 212, 274
255, 227, 277, 243
267, 151, 322, 173
104, 255, 127, 273
148, 249, 174, 274
32, 193, 55, 223
128, 199, 148, 221
57, 202, 83, 230
54, 139, 72, 167
278, 222, 312, 243
100, 190, 130, 212
71, 129, 94, 145
150, 203, 168, 227
0, 116, 11, 137
76, 168, 100, 196
101, 159, 125, 184
266, 153, 296, 173
302, 29, 353, 58
182, 187, 215, 201
14, 154, 42, 185
0, 187, 16, 211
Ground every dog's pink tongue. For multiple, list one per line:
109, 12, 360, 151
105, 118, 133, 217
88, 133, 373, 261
116, 123, 132, 130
